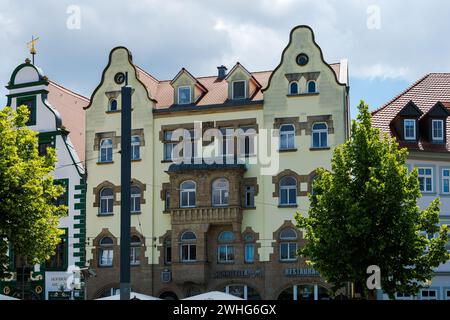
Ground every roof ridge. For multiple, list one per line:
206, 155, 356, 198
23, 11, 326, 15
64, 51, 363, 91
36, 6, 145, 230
135, 65, 159, 83
372, 73, 432, 115
48, 80, 89, 102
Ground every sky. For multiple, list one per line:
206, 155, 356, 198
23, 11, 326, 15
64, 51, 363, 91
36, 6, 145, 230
1, 0, 450, 118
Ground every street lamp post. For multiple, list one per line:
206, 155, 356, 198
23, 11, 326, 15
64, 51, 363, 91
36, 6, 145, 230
120, 74, 132, 300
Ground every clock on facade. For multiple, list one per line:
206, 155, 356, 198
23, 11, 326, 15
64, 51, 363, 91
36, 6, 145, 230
114, 72, 126, 85
296, 53, 309, 66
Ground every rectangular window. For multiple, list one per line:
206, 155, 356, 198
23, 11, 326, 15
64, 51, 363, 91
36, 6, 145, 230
442, 169, 450, 194
238, 126, 256, 156
165, 191, 170, 211
165, 245, 172, 265
54, 179, 69, 208
232, 81, 246, 100
280, 188, 297, 205
280, 243, 297, 261
244, 186, 255, 208
17, 96, 37, 126
130, 247, 140, 265
420, 289, 437, 300
418, 167, 433, 192
404, 119, 416, 140
445, 289, 450, 300
220, 128, 234, 156
45, 229, 67, 270
218, 245, 235, 263
432, 119, 444, 142
99, 138, 113, 163
244, 244, 254, 263
38, 142, 52, 156
131, 136, 141, 160
163, 131, 176, 161
99, 249, 113, 267
181, 244, 196, 262
178, 86, 191, 105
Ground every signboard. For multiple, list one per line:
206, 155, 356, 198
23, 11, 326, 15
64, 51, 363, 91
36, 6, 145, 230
284, 268, 320, 277
214, 269, 263, 279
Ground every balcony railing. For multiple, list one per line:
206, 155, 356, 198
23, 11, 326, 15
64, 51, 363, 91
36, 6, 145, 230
169, 206, 243, 225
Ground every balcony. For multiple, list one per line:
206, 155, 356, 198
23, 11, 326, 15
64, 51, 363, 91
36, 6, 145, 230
169, 206, 242, 226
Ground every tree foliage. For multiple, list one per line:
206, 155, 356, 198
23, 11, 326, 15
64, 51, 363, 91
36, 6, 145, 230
0, 106, 66, 276
296, 101, 450, 299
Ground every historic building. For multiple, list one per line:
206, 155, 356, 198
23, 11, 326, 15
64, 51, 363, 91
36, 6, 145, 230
372, 73, 450, 300
0, 59, 88, 300
84, 25, 350, 300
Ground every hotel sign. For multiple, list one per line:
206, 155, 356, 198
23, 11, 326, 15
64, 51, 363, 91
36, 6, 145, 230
284, 268, 320, 277
214, 269, 263, 279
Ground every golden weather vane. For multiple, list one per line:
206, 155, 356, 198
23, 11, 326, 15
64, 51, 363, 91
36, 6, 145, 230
27, 36, 39, 64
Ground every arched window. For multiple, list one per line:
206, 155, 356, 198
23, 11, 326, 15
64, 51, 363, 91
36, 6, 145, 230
289, 82, 299, 95
312, 122, 328, 148
218, 231, 235, 263
130, 235, 141, 265
130, 186, 141, 213
212, 178, 229, 206
180, 231, 196, 262
99, 237, 114, 267
279, 176, 297, 206
307, 80, 317, 93
180, 181, 196, 208
164, 237, 172, 265
131, 135, 141, 160
99, 188, 114, 214
279, 124, 295, 150
99, 138, 113, 163
244, 233, 255, 263
279, 228, 298, 261
108, 99, 118, 111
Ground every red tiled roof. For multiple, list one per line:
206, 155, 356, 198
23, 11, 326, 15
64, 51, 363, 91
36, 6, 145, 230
136, 64, 339, 109
372, 73, 450, 153
48, 81, 89, 162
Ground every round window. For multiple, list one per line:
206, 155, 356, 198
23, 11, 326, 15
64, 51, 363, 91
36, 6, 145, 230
296, 53, 309, 66
114, 72, 126, 84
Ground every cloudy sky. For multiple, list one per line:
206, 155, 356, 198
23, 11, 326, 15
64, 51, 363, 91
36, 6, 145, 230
1, 0, 449, 117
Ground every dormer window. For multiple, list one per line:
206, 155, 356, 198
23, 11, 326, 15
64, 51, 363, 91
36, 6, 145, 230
432, 119, 444, 142
178, 86, 191, 105
232, 80, 246, 100
404, 119, 416, 140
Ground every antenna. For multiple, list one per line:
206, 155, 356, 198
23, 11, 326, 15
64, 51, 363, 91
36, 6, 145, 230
27, 36, 40, 64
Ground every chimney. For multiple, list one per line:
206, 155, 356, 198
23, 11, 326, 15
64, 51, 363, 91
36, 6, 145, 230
217, 65, 228, 80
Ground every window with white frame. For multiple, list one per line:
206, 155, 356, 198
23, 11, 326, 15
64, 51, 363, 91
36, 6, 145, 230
131, 135, 141, 160
178, 86, 191, 104
312, 122, 328, 148
279, 124, 295, 150
289, 82, 299, 95
99, 138, 113, 162
395, 293, 412, 300
238, 126, 256, 156
163, 131, 177, 161
279, 228, 298, 261
130, 236, 141, 265
218, 231, 235, 263
99, 188, 114, 214
180, 181, 196, 208
220, 127, 234, 156
180, 231, 197, 262
212, 178, 229, 207
279, 176, 297, 206
224, 285, 261, 300
418, 167, 433, 192
420, 289, 438, 300
232, 80, 246, 100
307, 80, 317, 93
99, 237, 113, 267
244, 186, 255, 208
442, 169, 450, 194
130, 186, 141, 213
432, 119, 444, 142
244, 233, 255, 263
108, 99, 118, 111
404, 119, 416, 140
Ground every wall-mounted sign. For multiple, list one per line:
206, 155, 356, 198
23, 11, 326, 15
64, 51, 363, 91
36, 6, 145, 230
214, 269, 263, 279
284, 268, 320, 277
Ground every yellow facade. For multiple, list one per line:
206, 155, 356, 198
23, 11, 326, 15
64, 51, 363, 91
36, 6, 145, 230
85, 26, 349, 300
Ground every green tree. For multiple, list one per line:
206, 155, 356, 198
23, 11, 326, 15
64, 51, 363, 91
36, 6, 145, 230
0, 106, 66, 276
296, 101, 450, 299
